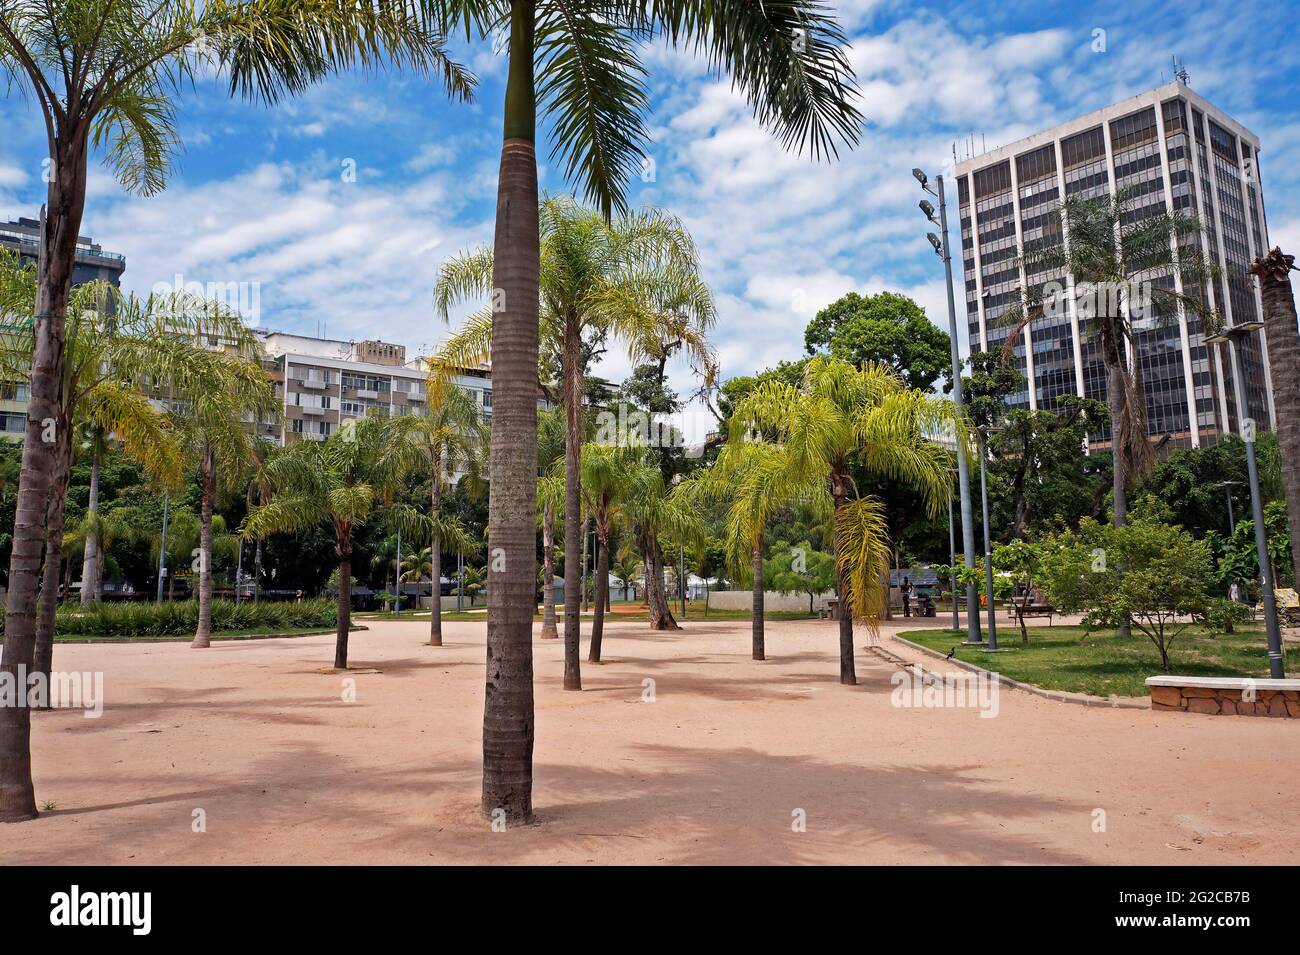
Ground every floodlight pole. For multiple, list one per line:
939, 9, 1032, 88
934, 174, 982, 643
1223, 333, 1285, 678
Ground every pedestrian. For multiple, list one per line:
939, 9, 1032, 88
1229, 580, 1241, 604
901, 576, 913, 618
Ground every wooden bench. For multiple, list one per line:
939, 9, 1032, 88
1008, 603, 1056, 625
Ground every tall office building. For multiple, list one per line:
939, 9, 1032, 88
0, 217, 126, 438
953, 81, 1273, 449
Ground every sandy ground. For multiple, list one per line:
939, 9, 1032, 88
2, 614, 1297, 865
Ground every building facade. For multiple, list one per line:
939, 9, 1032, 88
256, 331, 494, 445
953, 81, 1274, 450
0, 217, 127, 438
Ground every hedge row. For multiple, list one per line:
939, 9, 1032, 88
0, 599, 337, 638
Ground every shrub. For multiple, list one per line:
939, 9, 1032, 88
0, 599, 337, 639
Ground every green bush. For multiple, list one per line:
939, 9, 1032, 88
0, 599, 337, 638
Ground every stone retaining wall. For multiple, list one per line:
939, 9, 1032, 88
1147, 677, 1300, 717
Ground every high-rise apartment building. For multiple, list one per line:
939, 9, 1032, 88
255, 331, 494, 445
0, 217, 126, 439
953, 81, 1273, 449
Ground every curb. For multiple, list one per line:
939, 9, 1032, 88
890, 634, 1150, 710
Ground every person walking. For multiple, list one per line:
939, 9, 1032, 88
901, 576, 914, 618
1229, 580, 1241, 604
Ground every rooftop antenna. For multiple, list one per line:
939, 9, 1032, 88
1172, 54, 1189, 85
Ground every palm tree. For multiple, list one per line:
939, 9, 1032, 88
578, 441, 646, 662
417, 384, 487, 646
169, 331, 278, 649
400, 546, 434, 607
536, 406, 565, 639
1004, 188, 1218, 528
429, 0, 860, 823
621, 464, 705, 631
612, 549, 641, 603
1250, 248, 1300, 585
245, 412, 470, 668
0, 256, 227, 697
732, 357, 958, 684
459, 563, 487, 607
0, 1, 474, 821
680, 440, 828, 660
433, 195, 717, 692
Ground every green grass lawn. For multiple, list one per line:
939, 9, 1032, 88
899, 623, 1295, 698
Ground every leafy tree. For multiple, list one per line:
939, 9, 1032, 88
1134, 434, 1281, 542
1037, 517, 1217, 671
1212, 500, 1293, 597
992, 539, 1043, 643
805, 291, 951, 392
765, 540, 836, 615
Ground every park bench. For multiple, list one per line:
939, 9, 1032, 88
1008, 603, 1055, 625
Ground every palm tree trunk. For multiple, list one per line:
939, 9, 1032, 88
561, 313, 583, 690
79, 438, 101, 604
1, 139, 89, 822
580, 512, 590, 612
831, 468, 856, 685
191, 445, 216, 648
1104, 326, 1132, 639
644, 536, 680, 630
1253, 248, 1300, 585
335, 530, 353, 670
482, 0, 538, 826
540, 503, 558, 638
589, 525, 610, 663
751, 533, 765, 661
33, 426, 74, 707
429, 474, 444, 646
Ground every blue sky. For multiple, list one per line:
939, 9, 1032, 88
2, 0, 1297, 417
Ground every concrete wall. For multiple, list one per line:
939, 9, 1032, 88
707, 590, 835, 613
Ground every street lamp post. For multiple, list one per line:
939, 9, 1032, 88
976, 427, 999, 650
1218, 480, 1239, 535
1207, 323, 1285, 678
915, 167, 981, 643
156, 492, 171, 603
947, 495, 959, 631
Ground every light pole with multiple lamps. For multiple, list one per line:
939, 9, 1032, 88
914, 167, 981, 643
1206, 322, 1285, 678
